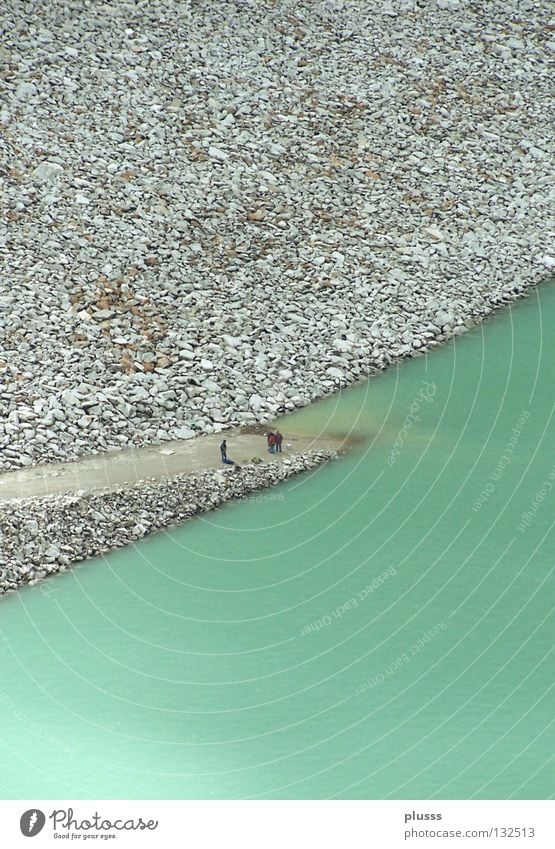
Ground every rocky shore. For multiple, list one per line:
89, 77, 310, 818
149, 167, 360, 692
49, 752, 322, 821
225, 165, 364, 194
1, 0, 553, 472
0, 450, 335, 594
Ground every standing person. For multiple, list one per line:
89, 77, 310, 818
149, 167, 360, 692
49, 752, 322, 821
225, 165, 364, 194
267, 432, 275, 453
274, 430, 283, 453
220, 439, 227, 463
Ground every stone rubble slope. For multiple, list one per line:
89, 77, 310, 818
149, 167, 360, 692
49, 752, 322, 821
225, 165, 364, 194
0, 449, 335, 594
1, 0, 553, 471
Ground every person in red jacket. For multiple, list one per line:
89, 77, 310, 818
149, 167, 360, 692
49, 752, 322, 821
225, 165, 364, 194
267, 432, 276, 453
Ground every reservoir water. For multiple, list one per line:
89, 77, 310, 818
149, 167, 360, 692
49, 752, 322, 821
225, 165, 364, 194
1, 283, 553, 800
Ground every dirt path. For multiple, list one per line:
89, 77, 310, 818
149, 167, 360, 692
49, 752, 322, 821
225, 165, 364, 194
0, 430, 349, 502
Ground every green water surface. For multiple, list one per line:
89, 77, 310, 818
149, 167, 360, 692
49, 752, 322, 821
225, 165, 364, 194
1, 284, 554, 799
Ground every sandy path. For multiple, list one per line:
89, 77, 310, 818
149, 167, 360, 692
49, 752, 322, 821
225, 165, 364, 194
0, 430, 348, 502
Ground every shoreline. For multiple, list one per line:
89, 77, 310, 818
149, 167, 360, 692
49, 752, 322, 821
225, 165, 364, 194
0, 278, 550, 475
0, 449, 336, 597
0, 427, 351, 502
0, 278, 550, 487
0, 283, 549, 594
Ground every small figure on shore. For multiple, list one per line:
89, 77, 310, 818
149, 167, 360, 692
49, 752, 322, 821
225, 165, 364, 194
267, 432, 276, 453
220, 439, 227, 463
274, 430, 283, 453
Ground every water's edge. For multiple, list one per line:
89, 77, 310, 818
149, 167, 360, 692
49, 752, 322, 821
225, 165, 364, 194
0, 449, 335, 596
1, 279, 552, 596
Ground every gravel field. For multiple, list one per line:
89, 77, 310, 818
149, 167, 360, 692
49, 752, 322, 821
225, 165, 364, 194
1, 0, 553, 472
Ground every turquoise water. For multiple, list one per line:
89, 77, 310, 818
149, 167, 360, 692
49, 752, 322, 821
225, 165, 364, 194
1, 283, 554, 799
